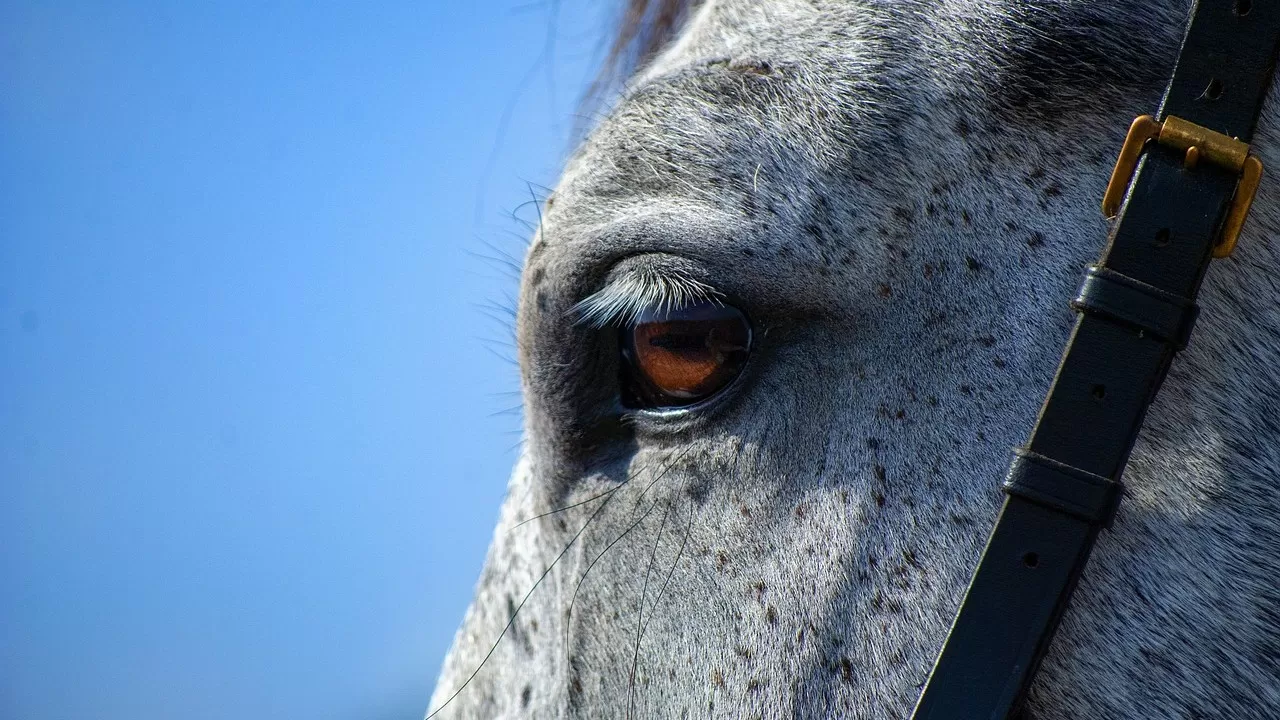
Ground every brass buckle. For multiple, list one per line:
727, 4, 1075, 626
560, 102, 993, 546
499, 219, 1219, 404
1102, 114, 1263, 258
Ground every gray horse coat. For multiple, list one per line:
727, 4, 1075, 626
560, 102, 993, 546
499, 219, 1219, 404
433, 1, 1280, 717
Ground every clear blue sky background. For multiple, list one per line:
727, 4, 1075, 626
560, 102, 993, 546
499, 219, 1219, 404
1, 3, 608, 717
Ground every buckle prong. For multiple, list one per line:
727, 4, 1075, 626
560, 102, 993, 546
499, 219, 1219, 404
1102, 114, 1262, 258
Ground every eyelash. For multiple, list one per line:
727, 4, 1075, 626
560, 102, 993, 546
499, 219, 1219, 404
573, 267, 723, 330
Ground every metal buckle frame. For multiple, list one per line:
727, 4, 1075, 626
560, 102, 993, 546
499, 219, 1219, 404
1103, 114, 1263, 258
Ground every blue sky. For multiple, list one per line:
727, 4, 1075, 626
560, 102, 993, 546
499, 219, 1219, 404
1, 2, 607, 717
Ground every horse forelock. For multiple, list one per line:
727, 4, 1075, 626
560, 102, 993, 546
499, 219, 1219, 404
433, 2, 1280, 718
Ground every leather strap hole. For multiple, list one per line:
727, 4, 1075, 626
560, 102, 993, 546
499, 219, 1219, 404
1091, 384, 1107, 400
1236, 0, 1253, 16
1154, 228, 1170, 247
1205, 79, 1225, 100
1022, 552, 1040, 568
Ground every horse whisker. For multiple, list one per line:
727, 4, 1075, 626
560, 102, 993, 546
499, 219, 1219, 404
627, 496, 674, 719
562, 497, 661, 656
425, 470, 624, 719
561, 448, 693, 663
509, 486, 618, 531
640, 493, 695, 642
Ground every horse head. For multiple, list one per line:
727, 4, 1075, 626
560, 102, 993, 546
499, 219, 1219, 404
433, 1, 1280, 716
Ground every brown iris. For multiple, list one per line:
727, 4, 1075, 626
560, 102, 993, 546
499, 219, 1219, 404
620, 301, 751, 409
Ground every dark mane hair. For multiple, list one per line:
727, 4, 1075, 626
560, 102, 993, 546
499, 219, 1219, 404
590, 0, 700, 102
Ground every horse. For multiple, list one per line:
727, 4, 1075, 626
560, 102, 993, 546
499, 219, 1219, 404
430, 1, 1280, 717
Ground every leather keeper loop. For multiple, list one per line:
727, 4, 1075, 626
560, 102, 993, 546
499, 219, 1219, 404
1002, 449, 1124, 528
1070, 265, 1200, 350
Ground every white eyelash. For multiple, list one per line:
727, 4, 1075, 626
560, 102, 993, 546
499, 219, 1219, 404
572, 267, 722, 328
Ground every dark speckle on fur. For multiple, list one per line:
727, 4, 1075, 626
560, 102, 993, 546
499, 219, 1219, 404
838, 657, 855, 683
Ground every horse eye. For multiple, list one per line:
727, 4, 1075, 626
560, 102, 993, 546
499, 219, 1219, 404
620, 301, 751, 409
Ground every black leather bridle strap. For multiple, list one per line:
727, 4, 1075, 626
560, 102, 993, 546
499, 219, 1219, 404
911, 3, 1280, 719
